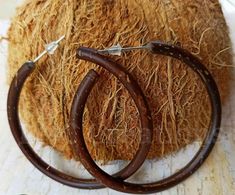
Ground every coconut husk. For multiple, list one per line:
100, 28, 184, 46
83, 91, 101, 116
7, 0, 233, 162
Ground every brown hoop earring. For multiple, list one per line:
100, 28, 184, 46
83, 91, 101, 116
69, 41, 221, 194
7, 39, 153, 189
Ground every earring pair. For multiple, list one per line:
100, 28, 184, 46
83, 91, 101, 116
7, 36, 221, 194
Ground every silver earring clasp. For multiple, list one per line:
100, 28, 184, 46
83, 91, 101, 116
98, 43, 150, 56
33, 35, 65, 63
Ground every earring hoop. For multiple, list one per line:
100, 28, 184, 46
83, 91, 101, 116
7, 38, 153, 189
70, 41, 221, 193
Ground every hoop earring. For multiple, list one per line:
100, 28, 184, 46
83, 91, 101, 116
69, 41, 221, 194
7, 37, 153, 189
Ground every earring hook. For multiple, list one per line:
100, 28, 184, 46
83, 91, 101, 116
33, 35, 65, 63
98, 43, 150, 56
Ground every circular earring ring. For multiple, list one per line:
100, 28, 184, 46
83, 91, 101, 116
7, 39, 153, 189
70, 41, 221, 194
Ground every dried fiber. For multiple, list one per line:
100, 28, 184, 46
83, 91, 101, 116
8, 0, 232, 162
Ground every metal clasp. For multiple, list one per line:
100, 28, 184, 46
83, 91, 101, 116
33, 35, 65, 63
98, 43, 150, 56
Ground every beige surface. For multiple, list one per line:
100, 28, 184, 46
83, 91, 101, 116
0, 0, 22, 19
0, 0, 235, 194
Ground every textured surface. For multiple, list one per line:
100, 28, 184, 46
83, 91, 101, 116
1, 0, 235, 194
7, 0, 233, 162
